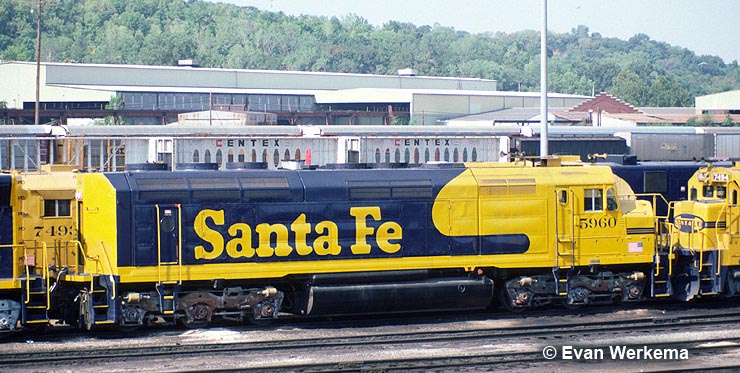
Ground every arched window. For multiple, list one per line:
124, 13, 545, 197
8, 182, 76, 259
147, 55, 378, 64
238, 149, 245, 162
375, 148, 381, 163
453, 148, 459, 162
192, 149, 199, 163
404, 148, 410, 163
204, 149, 211, 163
414, 148, 420, 163
227, 149, 234, 163
273, 149, 280, 167
262, 149, 268, 163
394, 148, 401, 163
251, 149, 257, 162
434, 148, 440, 161
385, 148, 391, 163
472, 147, 478, 161
443, 148, 450, 162
463, 148, 468, 162
295, 149, 301, 161
216, 149, 223, 166
424, 148, 430, 162
284, 149, 291, 161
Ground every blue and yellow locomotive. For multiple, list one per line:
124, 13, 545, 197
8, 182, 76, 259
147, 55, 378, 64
667, 161, 740, 301
0, 158, 681, 333
0, 166, 79, 332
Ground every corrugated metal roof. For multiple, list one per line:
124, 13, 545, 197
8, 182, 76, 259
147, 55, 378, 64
314, 88, 589, 104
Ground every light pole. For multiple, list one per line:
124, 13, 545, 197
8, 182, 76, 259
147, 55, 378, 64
539, 0, 548, 158
34, 0, 44, 125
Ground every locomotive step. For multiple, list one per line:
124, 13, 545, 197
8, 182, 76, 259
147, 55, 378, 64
24, 319, 48, 324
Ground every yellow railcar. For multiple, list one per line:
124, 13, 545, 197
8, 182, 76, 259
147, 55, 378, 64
66, 160, 656, 329
0, 166, 78, 333
669, 162, 740, 300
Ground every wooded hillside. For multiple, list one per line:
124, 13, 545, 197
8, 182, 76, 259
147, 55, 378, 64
2, 0, 738, 107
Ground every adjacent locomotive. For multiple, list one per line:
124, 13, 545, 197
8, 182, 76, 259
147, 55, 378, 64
0, 166, 78, 332
667, 161, 740, 301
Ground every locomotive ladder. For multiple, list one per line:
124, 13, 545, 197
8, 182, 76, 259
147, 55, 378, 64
651, 221, 673, 298
20, 243, 49, 325
553, 189, 576, 297
698, 248, 721, 296
156, 204, 183, 315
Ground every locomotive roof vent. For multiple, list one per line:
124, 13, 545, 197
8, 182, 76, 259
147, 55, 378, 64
126, 163, 170, 172
176, 163, 219, 171
225, 162, 268, 170
367, 162, 410, 169
421, 162, 464, 169
324, 163, 369, 170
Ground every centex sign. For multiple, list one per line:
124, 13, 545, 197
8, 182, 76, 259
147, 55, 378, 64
193, 206, 403, 260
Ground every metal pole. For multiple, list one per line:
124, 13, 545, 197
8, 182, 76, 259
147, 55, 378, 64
34, 0, 43, 125
539, 0, 548, 158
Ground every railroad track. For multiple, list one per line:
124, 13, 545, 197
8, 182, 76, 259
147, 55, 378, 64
3, 307, 740, 372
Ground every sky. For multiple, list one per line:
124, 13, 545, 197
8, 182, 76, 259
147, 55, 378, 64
217, 0, 739, 64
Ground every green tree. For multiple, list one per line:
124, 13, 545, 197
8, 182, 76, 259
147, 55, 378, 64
648, 75, 691, 107
0, 0, 739, 106
610, 70, 649, 106
722, 114, 736, 127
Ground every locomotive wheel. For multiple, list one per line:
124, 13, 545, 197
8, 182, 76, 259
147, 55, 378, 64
181, 303, 212, 329
498, 286, 525, 313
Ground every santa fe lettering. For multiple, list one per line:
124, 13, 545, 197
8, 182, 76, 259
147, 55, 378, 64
193, 206, 402, 260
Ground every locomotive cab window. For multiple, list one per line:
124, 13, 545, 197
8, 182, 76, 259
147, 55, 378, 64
716, 186, 727, 199
703, 185, 714, 198
606, 188, 618, 211
584, 189, 603, 212
690, 188, 698, 201
44, 199, 71, 217
559, 190, 568, 204
733, 190, 738, 206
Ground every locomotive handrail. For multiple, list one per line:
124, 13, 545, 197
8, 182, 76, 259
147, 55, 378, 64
68, 240, 97, 293
44, 243, 49, 309
21, 243, 47, 306
570, 189, 576, 268
634, 192, 671, 221
97, 241, 117, 300
715, 203, 728, 276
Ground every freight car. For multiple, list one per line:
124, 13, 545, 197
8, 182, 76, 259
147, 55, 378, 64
0, 159, 659, 333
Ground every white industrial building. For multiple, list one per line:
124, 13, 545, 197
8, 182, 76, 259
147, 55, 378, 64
0, 61, 589, 126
